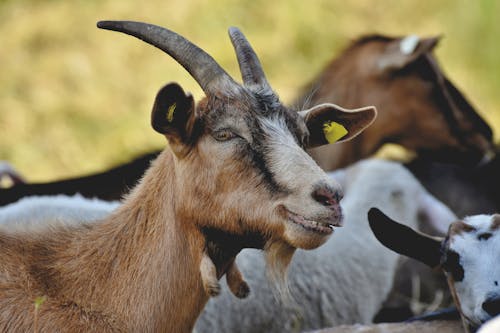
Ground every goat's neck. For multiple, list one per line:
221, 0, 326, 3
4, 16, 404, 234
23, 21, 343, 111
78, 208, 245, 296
56, 150, 208, 332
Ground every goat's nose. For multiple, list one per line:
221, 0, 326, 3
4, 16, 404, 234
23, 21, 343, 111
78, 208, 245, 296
482, 296, 500, 317
312, 185, 343, 207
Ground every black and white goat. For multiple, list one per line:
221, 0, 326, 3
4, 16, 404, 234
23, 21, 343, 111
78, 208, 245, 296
369, 209, 500, 332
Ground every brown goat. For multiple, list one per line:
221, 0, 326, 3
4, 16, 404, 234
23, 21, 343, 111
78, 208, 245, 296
300, 35, 494, 170
0, 21, 376, 332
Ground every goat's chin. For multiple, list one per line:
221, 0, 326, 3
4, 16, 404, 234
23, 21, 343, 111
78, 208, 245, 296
283, 223, 332, 250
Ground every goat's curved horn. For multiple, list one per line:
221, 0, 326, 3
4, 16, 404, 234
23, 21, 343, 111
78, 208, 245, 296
228, 27, 271, 89
97, 20, 237, 95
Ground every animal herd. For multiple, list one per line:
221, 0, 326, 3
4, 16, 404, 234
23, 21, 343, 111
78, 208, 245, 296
0, 19, 499, 333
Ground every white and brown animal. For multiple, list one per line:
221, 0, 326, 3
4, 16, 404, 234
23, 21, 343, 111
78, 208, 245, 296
0, 21, 376, 332
369, 208, 500, 332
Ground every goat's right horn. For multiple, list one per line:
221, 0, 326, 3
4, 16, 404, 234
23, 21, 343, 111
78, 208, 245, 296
97, 20, 238, 95
228, 27, 271, 90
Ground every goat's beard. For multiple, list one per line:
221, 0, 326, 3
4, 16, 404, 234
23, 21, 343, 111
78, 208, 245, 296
265, 241, 296, 304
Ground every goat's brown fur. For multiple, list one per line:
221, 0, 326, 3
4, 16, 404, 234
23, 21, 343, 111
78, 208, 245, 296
225, 259, 250, 298
0, 151, 210, 332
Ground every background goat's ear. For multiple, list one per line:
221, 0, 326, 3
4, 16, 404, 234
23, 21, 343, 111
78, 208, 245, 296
378, 35, 441, 72
368, 208, 443, 268
151, 83, 195, 148
299, 103, 377, 148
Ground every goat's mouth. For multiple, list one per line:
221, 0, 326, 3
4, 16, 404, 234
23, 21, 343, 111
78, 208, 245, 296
286, 209, 340, 235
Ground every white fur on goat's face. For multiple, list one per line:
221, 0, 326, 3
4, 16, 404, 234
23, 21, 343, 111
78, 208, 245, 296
444, 215, 500, 326
259, 115, 343, 249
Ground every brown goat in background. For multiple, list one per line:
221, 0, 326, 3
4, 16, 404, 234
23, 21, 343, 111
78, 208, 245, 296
301, 34, 493, 171
0, 21, 376, 332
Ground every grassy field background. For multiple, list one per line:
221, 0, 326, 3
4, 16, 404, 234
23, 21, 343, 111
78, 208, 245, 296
1, 0, 499, 181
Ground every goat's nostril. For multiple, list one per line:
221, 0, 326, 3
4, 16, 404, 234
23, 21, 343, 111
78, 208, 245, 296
312, 186, 340, 207
482, 297, 500, 317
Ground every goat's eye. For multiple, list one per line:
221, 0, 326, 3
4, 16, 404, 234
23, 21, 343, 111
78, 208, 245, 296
213, 129, 236, 142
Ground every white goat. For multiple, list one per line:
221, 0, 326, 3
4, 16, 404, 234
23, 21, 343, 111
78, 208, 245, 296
194, 159, 457, 332
0, 194, 119, 232
369, 208, 500, 332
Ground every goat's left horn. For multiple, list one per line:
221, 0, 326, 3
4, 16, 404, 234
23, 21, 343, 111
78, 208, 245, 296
228, 27, 271, 89
97, 20, 238, 95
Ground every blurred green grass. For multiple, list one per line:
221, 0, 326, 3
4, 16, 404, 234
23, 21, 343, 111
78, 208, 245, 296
0, 0, 499, 181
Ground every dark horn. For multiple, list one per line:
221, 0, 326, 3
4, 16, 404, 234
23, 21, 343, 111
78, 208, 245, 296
228, 27, 270, 89
97, 20, 237, 94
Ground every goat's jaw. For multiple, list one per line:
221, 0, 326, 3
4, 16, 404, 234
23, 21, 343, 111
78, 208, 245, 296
279, 205, 341, 250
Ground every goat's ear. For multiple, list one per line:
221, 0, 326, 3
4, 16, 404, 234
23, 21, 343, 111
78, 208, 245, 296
299, 103, 377, 148
151, 83, 196, 147
378, 35, 441, 72
368, 208, 443, 268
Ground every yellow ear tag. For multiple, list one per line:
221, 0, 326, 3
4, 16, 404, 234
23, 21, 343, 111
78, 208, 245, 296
166, 103, 176, 123
323, 121, 348, 144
